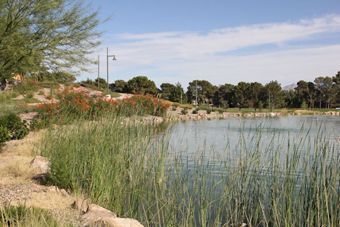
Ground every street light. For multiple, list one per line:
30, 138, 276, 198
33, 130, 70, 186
97, 55, 100, 88
106, 47, 117, 95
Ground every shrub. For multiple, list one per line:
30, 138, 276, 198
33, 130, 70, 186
181, 107, 188, 115
15, 79, 40, 97
0, 125, 10, 147
0, 113, 29, 140
206, 109, 212, 114
38, 90, 45, 95
26, 91, 34, 99
172, 107, 177, 111
192, 109, 198, 114
29, 119, 51, 131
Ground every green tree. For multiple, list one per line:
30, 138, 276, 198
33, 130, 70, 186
127, 76, 158, 95
234, 82, 250, 111
213, 83, 234, 108
250, 82, 264, 111
0, 0, 103, 79
36, 71, 76, 83
94, 78, 108, 90
160, 83, 174, 100
160, 82, 186, 103
265, 80, 285, 111
186, 80, 214, 105
113, 80, 128, 93
284, 90, 299, 108
314, 76, 338, 109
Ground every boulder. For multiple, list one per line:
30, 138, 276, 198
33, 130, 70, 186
94, 217, 143, 227
81, 204, 117, 226
72, 199, 89, 214
30, 156, 50, 173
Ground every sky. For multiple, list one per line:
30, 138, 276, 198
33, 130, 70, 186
80, 0, 340, 89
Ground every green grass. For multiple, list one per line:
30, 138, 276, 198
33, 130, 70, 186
109, 91, 121, 98
40, 115, 340, 226
0, 91, 40, 106
0, 205, 59, 227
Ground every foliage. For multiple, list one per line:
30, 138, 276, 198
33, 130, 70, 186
301, 100, 307, 110
234, 81, 251, 110
181, 107, 188, 115
94, 77, 108, 90
35, 71, 76, 83
0, 113, 28, 140
314, 76, 339, 109
29, 119, 51, 131
192, 109, 198, 114
32, 85, 169, 126
113, 80, 128, 93
14, 79, 41, 97
265, 80, 286, 111
160, 82, 186, 103
187, 80, 215, 105
127, 76, 158, 95
0, 125, 10, 147
213, 83, 234, 108
0, 0, 103, 79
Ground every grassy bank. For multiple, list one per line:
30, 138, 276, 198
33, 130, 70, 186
40, 115, 340, 226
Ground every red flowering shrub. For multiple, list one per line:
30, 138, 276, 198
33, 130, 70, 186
33, 85, 169, 124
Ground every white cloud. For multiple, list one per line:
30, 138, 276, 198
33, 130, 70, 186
81, 14, 340, 88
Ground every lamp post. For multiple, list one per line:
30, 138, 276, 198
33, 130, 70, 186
195, 80, 198, 107
97, 55, 100, 88
106, 47, 117, 95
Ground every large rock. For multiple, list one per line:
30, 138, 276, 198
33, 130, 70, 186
72, 200, 144, 227
30, 156, 50, 173
94, 217, 143, 227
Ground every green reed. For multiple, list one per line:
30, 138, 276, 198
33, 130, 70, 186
41, 117, 340, 226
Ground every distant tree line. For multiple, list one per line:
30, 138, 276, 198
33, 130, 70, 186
81, 72, 340, 110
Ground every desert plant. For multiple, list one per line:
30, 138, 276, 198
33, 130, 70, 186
0, 125, 10, 147
0, 113, 29, 140
181, 107, 188, 115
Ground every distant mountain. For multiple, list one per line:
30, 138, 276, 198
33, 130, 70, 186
282, 83, 297, 91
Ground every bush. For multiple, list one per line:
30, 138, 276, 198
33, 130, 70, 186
181, 107, 188, 115
206, 109, 212, 114
0, 113, 29, 140
0, 125, 10, 147
172, 107, 177, 111
192, 109, 198, 114
29, 119, 51, 131
26, 91, 34, 99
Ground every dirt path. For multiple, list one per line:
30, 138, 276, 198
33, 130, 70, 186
0, 131, 81, 226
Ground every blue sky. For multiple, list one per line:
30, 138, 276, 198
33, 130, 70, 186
80, 0, 340, 89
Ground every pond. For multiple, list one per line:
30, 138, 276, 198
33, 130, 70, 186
164, 115, 340, 225
169, 115, 340, 161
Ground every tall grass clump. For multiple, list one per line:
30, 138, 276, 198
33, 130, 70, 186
40, 116, 171, 224
0, 204, 59, 226
41, 117, 340, 226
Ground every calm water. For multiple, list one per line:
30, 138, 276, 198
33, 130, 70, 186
168, 115, 340, 168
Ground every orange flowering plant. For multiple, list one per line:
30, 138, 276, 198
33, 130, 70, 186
33, 85, 169, 124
